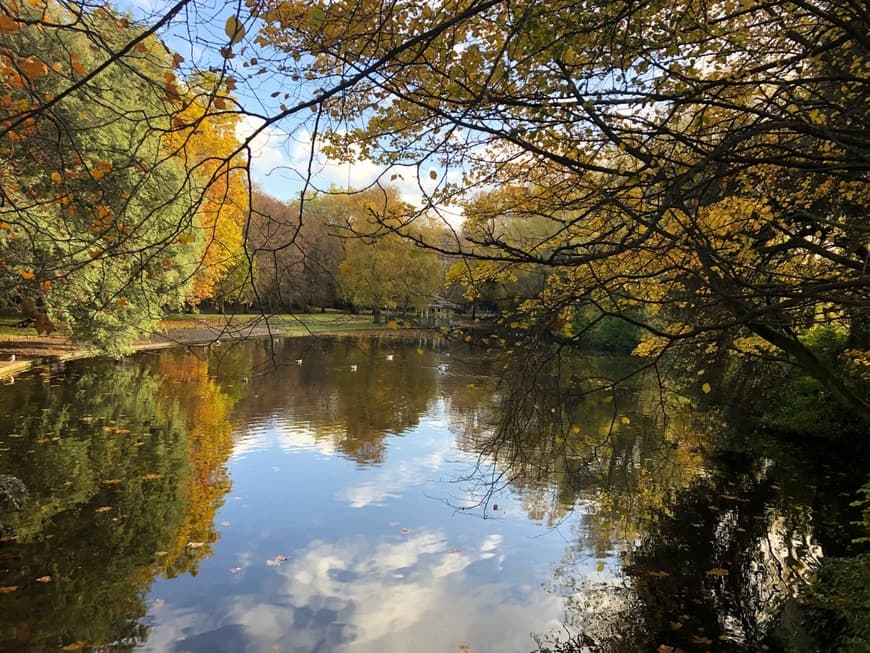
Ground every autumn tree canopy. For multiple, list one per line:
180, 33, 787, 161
1, 0, 867, 415
247, 0, 868, 416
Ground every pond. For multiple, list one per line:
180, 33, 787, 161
0, 335, 863, 652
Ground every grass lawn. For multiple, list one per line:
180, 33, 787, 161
1, 311, 412, 345
157, 311, 389, 334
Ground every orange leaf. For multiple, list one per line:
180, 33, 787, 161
51, 171, 62, 184
35, 575, 52, 583
0, 14, 19, 34
19, 269, 35, 280
0, 586, 17, 594
20, 57, 48, 79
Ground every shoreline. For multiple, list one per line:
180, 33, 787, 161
0, 323, 433, 380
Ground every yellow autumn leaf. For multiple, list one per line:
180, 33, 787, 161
702, 382, 712, 394
705, 567, 729, 576
225, 15, 246, 45
19, 269, 35, 280
50, 171, 62, 184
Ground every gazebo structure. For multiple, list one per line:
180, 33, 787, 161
419, 296, 458, 328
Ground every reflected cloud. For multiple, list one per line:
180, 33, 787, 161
338, 429, 455, 508
142, 530, 563, 653
231, 418, 340, 459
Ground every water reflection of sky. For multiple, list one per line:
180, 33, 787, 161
140, 398, 600, 652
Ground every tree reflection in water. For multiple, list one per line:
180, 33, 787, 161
0, 352, 244, 651
454, 347, 861, 652
0, 338, 863, 651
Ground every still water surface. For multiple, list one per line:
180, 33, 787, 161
0, 336, 860, 651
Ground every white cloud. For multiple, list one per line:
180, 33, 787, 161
238, 122, 465, 224
234, 115, 294, 183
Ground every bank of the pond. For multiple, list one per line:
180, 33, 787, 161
0, 315, 424, 379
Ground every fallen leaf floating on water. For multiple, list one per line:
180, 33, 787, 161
140, 473, 161, 480
705, 568, 729, 576
0, 586, 17, 594
459, 646, 472, 653
657, 646, 685, 653
95, 506, 112, 513
690, 635, 713, 645
647, 570, 670, 578
62, 642, 86, 651
266, 555, 288, 566
187, 541, 206, 549
101, 478, 124, 485
669, 621, 683, 630
36, 576, 52, 583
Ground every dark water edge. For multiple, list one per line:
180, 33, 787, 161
0, 335, 866, 652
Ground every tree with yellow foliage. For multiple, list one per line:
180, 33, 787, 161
246, 0, 868, 419
0, 1, 248, 353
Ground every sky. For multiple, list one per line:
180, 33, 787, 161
120, 0, 464, 222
